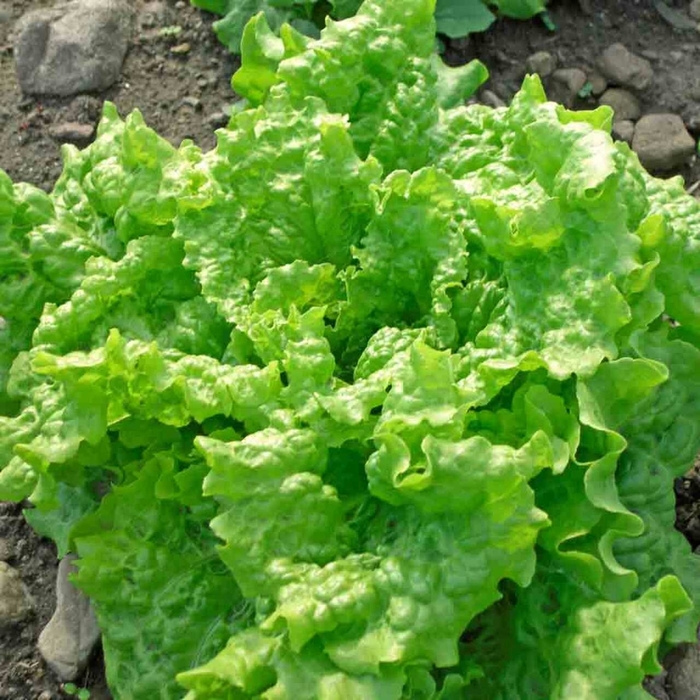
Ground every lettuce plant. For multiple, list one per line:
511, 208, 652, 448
191, 0, 549, 53
1, 0, 700, 698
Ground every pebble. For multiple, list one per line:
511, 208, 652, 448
138, 0, 168, 30
653, 0, 697, 30
526, 50, 556, 78
587, 70, 608, 96
0, 537, 12, 561
597, 43, 654, 91
177, 95, 202, 111
632, 113, 696, 171
599, 88, 641, 122
666, 643, 700, 700
692, 0, 700, 21
38, 555, 100, 681
480, 89, 505, 108
171, 42, 191, 55
549, 68, 587, 107
207, 111, 230, 128
0, 561, 34, 627
14, 0, 133, 97
612, 119, 635, 144
48, 122, 95, 145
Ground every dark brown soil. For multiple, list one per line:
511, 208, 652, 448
0, 1, 699, 699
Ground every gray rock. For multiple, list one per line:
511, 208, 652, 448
632, 113, 696, 171
15, 0, 134, 97
38, 555, 100, 681
138, 1, 168, 30
526, 50, 556, 78
644, 672, 670, 700
207, 111, 230, 129
49, 121, 95, 145
587, 70, 608, 96
0, 561, 34, 627
653, 0, 697, 30
666, 643, 700, 700
0, 537, 12, 562
692, 0, 700, 21
612, 119, 635, 144
549, 68, 587, 107
480, 89, 505, 108
597, 43, 654, 91
599, 88, 641, 122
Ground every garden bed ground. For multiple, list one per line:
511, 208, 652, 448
1, 0, 699, 698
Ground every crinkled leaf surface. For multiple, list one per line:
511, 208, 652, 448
0, 0, 698, 698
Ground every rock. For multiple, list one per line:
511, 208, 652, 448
644, 672, 670, 700
653, 0, 697, 30
0, 537, 12, 561
170, 42, 191, 55
597, 43, 654, 91
138, 1, 168, 30
612, 119, 635, 144
526, 50, 556, 78
599, 88, 641, 122
587, 70, 608, 96
692, 0, 700, 21
207, 111, 230, 129
666, 644, 700, 700
549, 68, 587, 107
38, 555, 100, 681
15, 0, 133, 97
48, 122, 95, 145
0, 561, 34, 627
177, 95, 202, 111
480, 89, 505, 108
632, 113, 696, 171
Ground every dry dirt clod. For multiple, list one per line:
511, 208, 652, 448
548, 67, 587, 107
526, 50, 556, 77
632, 113, 696, 171
599, 88, 641, 122
38, 555, 100, 682
0, 537, 12, 562
666, 643, 700, 700
597, 43, 654, 91
48, 122, 95, 145
14, 0, 134, 97
0, 561, 34, 627
480, 89, 505, 108
586, 70, 608, 96
692, 0, 700, 21
612, 119, 635, 144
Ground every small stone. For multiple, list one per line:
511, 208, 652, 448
598, 43, 654, 91
49, 122, 95, 145
632, 113, 696, 171
587, 70, 608, 96
643, 672, 670, 700
177, 95, 202, 111
549, 68, 587, 107
207, 111, 229, 129
175, 0, 186, 8
14, 0, 134, 97
0, 561, 34, 627
170, 42, 191, 55
0, 537, 12, 561
38, 555, 101, 681
139, 0, 168, 29
526, 50, 556, 78
692, 0, 700, 21
38, 691, 52, 700
653, 0, 697, 30
612, 119, 635, 144
480, 89, 505, 108
666, 643, 700, 700
599, 88, 641, 122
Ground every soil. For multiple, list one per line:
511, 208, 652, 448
0, 0, 699, 699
